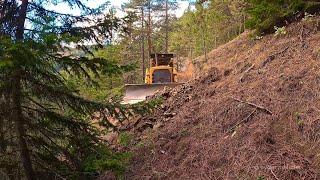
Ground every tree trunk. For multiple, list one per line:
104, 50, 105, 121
147, 1, 152, 56
141, 6, 145, 81
165, 0, 168, 53
202, 20, 207, 62
15, 0, 28, 40
14, 0, 35, 179
189, 24, 193, 59
0, 0, 8, 19
12, 71, 34, 180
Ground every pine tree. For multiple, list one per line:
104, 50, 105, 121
150, 0, 178, 53
0, 0, 130, 179
120, 3, 145, 83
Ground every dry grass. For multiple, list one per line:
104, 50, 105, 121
120, 17, 320, 180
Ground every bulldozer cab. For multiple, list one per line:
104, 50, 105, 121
146, 53, 175, 84
150, 53, 174, 67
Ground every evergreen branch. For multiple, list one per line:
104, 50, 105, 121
27, 83, 103, 114
25, 97, 55, 112
27, 135, 81, 172
24, 115, 65, 139
23, 68, 65, 88
32, 157, 67, 180
29, 2, 89, 19
24, 28, 44, 33
29, 127, 83, 167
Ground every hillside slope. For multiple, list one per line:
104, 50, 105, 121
125, 17, 320, 179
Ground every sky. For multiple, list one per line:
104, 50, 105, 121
47, 0, 190, 18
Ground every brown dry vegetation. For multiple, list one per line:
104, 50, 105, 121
177, 60, 196, 83
122, 17, 320, 179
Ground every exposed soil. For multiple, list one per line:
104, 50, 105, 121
123, 17, 320, 179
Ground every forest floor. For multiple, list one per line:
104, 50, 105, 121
105, 16, 320, 179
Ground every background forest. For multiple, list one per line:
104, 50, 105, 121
116, 0, 247, 81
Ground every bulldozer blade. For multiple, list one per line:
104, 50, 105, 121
122, 83, 183, 104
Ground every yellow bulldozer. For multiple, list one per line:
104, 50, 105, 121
123, 53, 182, 104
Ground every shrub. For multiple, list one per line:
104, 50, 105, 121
274, 26, 287, 36
245, 0, 305, 34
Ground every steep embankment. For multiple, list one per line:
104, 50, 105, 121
126, 17, 320, 179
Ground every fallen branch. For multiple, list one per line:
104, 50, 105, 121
300, 25, 306, 49
261, 46, 289, 67
271, 169, 280, 180
300, 25, 310, 49
231, 97, 273, 115
300, 24, 305, 43
228, 108, 257, 133
240, 64, 255, 82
